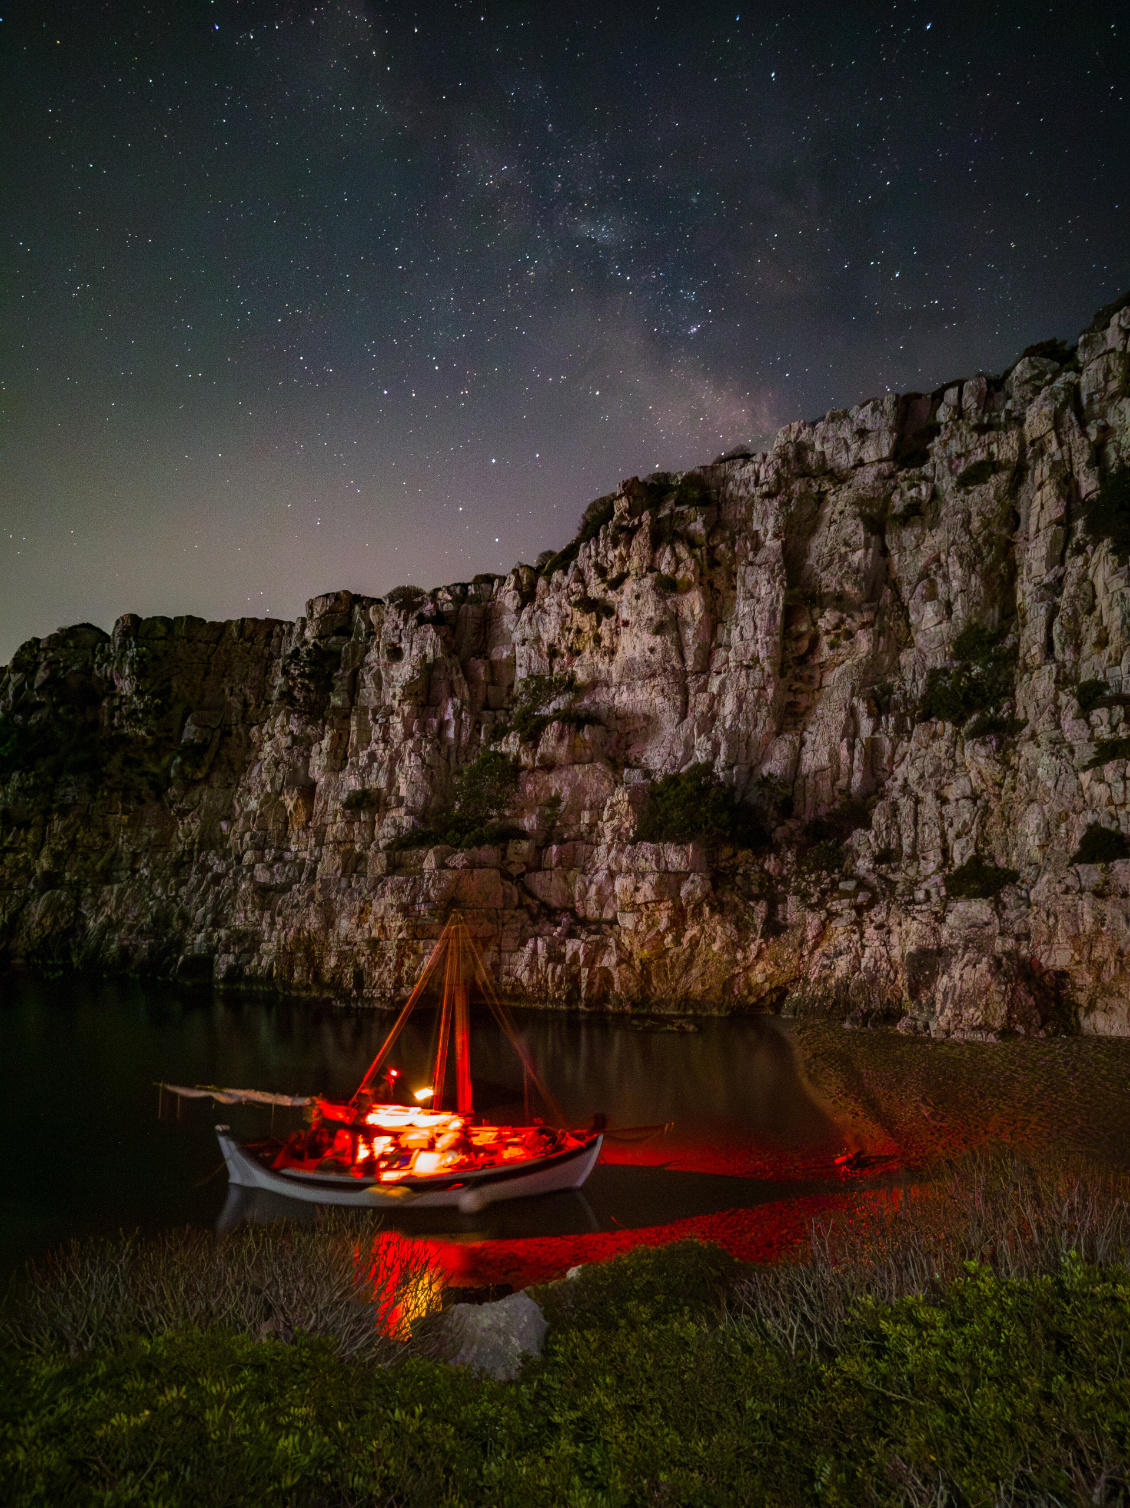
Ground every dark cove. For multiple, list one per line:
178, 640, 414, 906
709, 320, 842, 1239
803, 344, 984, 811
0, 976, 844, 1271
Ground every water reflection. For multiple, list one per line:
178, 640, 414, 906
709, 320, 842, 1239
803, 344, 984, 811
0, 975, 843, 1271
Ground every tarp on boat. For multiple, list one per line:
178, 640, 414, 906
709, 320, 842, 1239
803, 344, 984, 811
158, 1083, 314, 1108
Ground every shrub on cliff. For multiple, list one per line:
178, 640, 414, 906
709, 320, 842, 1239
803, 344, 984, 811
955, 458, 1002, 489
635, 763, 764, 848
0, 708, 104, 784
1084, 735, 1130, 770
919, 622, 1017, 733
392, 751, 521, 852
278, 641, 340, 715
385, 584, 428, 612
536, 495, 617, 578
536, 473, 715, 580
1071, 822, 1130, 865
1081, 465, 1130, 563
342, 789, 380, 812
943, 855, 1020, 899
892, 420, 940, 469
1076, 677, 1113, 715
508, 672, 578, 742
795, 798, 874, 878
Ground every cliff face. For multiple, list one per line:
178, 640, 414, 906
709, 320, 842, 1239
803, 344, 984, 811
5, 297, 1130, 1038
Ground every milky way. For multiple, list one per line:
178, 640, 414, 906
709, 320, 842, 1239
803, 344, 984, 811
0, 0, 1126, 659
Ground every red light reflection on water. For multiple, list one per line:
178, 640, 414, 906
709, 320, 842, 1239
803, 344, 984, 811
419, 1190, 858, 1290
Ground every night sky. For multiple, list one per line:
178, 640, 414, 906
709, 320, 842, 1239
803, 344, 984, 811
1, 1, 1126, 663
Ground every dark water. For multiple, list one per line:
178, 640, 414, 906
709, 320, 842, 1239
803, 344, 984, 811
0, 975, 846, 1271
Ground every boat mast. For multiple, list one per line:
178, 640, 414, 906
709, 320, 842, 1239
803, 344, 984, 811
453, 918, 473, 1114
351, 908, 559, 1124
431, 927, 456, 1110
431, 913, 474, 1114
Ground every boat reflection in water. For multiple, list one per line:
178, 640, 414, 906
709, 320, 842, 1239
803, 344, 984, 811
166, 913, 603, 1215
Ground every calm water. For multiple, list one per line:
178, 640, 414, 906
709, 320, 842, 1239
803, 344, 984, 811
0, 975, 846, 1271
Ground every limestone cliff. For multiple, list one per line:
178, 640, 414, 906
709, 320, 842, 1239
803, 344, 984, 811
6, 295, 1130, 1038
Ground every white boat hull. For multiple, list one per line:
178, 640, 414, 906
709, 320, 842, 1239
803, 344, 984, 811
215, 1125, 603, 1213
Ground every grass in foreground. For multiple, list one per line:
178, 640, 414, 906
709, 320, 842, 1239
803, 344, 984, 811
0, 1151, 1128, 1506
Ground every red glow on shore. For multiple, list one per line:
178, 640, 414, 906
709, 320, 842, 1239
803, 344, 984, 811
419, 1189, 862, 1290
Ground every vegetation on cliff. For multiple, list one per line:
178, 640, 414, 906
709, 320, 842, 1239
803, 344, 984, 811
944, 855, 1021, 899
1072, 822, 1130, 865
635, 763, 765, 849
392, 751, 522, 852
918, 623, 1020, 739
1082, 465, 1130, 564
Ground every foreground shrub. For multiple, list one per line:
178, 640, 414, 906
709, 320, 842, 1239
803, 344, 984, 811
2, 1161, 1130, 1507
732, 1146, 1130, 1354
535, 1239, 742, 1335
3, 1257, 1128, 1504
0, 1214, 440, 1359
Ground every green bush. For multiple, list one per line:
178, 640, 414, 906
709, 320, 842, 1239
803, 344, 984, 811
965, 712, 1026, 740
508, 672, 577, 742
536, 475, 714, 580
1072, 822, 1130, 864
577, 493, 616, 543
4, 1204, 1129, 1506
536, 1241, 742, 1336
632, 470, 715, 514
1085, 735, 1130, 770
1077, 678, 1112, 715
749, 773, 793, 827
552, 708, 601, 730
1082, 465, 1130, 563
1019, 337, 1075, 366
955, 458, 1001, 489
635, 763, 764, 848
888, 498, 925, 526
393, 751, 522, 852
0, 708, 104, 783
386, 584, 428, 612
803, 797, 872, 847
342, 789, 380, 812
3, 1155, 1129, 1507
797, 837, 846, 876
278, 641, 341, 715
893, 421, 941, 469
536, 495, 616, 578
573, 595, 615, 620
919, 622, 1016, 729
944, 855, 1020, 899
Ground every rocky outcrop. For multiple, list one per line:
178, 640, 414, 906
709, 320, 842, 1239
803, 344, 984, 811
5, 297, 1130, 1038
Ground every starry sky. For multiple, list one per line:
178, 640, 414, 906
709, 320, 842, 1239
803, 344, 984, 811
0, 0, 1127, 662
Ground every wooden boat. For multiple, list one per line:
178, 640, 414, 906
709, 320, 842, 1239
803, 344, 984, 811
167, 913, 603, 1214
214, 1120, 603, 1213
